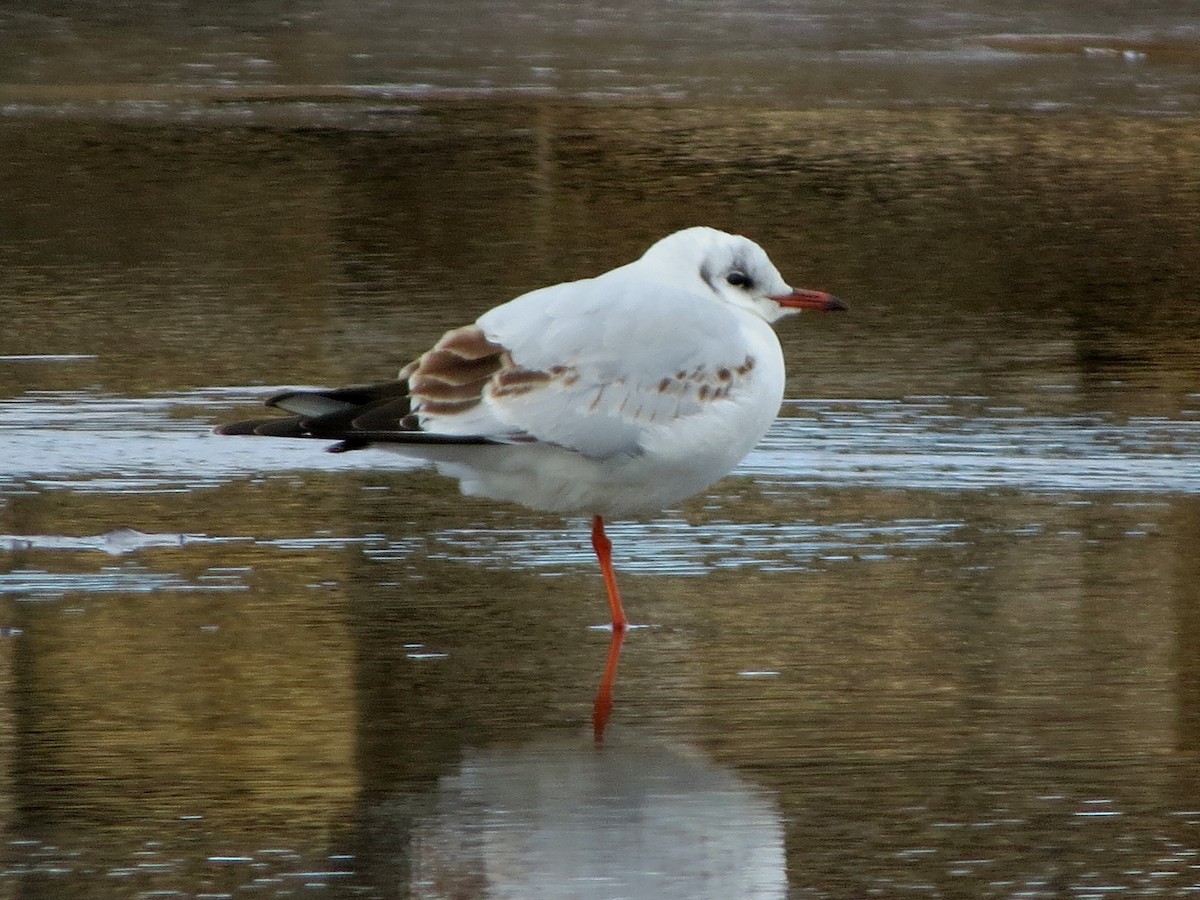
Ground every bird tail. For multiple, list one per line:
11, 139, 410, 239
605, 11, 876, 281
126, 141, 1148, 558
214, 380, 496, 453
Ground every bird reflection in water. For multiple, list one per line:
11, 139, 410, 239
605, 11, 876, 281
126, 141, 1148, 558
407, 726, 787, 899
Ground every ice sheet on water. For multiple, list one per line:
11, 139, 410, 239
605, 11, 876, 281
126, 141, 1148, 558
751, 398, 1200, 495
4, 390, 1200, 497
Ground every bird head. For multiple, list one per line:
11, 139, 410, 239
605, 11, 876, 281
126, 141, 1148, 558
641, 227, 846, 324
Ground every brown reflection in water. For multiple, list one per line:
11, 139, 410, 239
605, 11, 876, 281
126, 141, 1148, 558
8, 585, 356, 820
1, 106, 1197, 410
1173, 497, 1200, 754
2, 470, 1200, 893
1168, 499, 1200, 900
0, 476, 383, 894
1, 481, 364, 837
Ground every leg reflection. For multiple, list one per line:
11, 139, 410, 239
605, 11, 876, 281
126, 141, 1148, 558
592, 627, 627, 744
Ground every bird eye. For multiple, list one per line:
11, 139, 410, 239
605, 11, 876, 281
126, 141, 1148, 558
726, 271, 753, 289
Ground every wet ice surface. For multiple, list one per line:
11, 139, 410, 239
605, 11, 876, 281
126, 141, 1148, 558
418, 517, 968, 575
1, 386, 1198, 611
761, 397, 1200, 494
3, 388, 1200, 580
0, 389, 419, 494
6, 389, 1200, 495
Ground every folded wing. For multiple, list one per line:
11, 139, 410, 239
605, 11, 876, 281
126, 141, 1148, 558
216, 273, 760, 459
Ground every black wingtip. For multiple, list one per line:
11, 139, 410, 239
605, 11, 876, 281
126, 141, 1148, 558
213, 416, 310, 438
214, 420, 266, 436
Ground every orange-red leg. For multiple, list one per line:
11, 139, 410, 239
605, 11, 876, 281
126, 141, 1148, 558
590, 514, 629, 632
592, 626, 626, 743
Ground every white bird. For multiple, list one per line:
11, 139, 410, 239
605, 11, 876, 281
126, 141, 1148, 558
216, 227, 845, 630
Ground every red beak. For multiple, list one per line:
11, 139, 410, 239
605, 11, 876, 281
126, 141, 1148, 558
771, 288, 847, 311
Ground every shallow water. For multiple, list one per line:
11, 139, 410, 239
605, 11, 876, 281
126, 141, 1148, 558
2, 33, 1200, 900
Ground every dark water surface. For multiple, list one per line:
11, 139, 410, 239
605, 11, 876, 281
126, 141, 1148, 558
3, 0, 1200, 115
2, 57, 1200, 900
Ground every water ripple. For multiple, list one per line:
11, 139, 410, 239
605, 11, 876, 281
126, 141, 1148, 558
0, 565, 249, 599
394, 517, 967, 576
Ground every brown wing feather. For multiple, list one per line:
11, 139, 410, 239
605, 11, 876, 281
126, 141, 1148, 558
405, 324, 510, 416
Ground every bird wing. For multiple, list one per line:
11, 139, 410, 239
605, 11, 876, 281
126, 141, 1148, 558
426, 270, 762, 458
216, 269, 766, 459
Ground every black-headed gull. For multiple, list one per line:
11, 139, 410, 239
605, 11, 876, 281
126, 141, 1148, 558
216, 227, 845, 630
